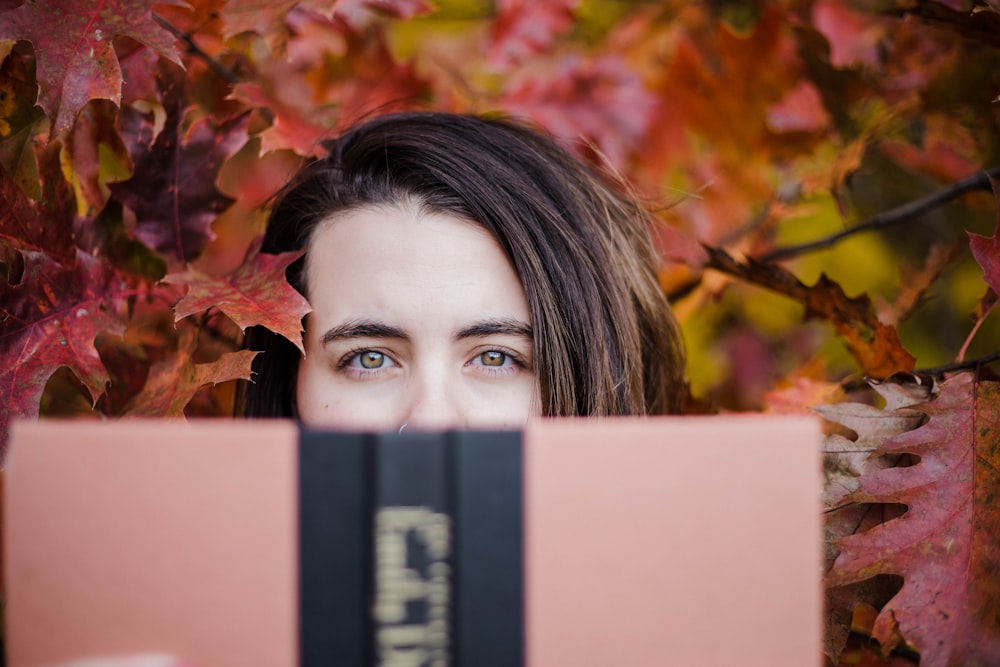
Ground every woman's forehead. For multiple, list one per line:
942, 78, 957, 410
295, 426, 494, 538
304, 204, 530, 330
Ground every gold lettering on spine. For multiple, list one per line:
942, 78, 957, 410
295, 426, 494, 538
374, 507, 452, 667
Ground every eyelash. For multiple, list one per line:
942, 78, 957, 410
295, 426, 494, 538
335, 346, 529, 378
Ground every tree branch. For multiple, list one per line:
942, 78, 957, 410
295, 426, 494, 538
153, 13, 240, 85
913, 350, 1000, 377
759, 165, 1000, 263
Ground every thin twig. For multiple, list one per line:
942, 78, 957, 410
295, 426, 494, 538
153, 13, 240, 85
760, 165, 1000, 263
914, 349, 1000, 377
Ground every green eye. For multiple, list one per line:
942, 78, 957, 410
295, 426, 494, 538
360, 351, 385, 369
480, 350, 506, 367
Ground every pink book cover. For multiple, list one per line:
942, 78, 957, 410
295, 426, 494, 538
5, 415, 822, 666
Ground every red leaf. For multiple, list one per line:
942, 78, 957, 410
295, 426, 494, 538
766, 80, 831, 133
499, 53, 656, 168
334, 0, 434, 32
0, 249, 131, 455
968, 180, 1000, 296
162, 239, 311, 353
111, 63, 248, 264
0, 141, 77, 266
811, 0, 885, 69
233, 7, 428, 156
827, 373, 1000, 666
231, 80, 334, 157
489, 0, 578, 68
0, 0, 186, 135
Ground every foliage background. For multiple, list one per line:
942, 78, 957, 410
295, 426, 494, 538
2, 0, 1000, 665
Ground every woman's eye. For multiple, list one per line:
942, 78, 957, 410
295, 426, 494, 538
341, 350, 396, 372
476, 350, 513, 367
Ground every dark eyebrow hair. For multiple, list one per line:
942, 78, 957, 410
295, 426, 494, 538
319, 317, 533, 346
455, 318, 533, 341
319, 319, 408, 345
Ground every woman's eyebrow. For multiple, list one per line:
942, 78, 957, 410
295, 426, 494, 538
319, 319, 408, 345
455, 318, 533, 341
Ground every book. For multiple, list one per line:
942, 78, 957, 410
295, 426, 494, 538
5, 416, 822, 667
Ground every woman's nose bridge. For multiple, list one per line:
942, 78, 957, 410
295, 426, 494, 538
403, 366, 464, 428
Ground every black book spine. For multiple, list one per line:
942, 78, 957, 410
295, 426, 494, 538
299, 429, 373, 667
299, 429, 524, 667
373, 432, 452, 667
451, 431, 523, 667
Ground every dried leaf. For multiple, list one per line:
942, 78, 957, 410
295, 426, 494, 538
816, 401, 925, 509
827, 373, 1000, 666
0, 0, 185, 135
122, 342, 257, 417
163, 239, 310, 353
704, 246, 916, 377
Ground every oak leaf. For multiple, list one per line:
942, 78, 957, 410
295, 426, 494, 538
826, 373, 1000, 666
162, 239, 310, 353
0, 0, 186, 135
121, 343, 257, 417
0, 249, 131, 455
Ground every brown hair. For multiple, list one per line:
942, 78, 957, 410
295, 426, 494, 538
239, 111, 685, 417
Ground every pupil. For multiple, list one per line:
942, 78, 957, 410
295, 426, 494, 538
361, 351, 383, 369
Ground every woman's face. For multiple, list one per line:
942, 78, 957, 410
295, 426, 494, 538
296, 203, 539, 431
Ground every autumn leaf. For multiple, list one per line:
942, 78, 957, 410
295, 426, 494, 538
499, 53, 655, 168
826, 373, 1000, 666
162, 238, 311, 353
811, 0, 885, 69
0, 141, 77, 266
122, 340, 257, 417
765, 80, 831, 134
63, 100, 133, 216
0, 249, 131, 455
0, 0, 186, 135
703, 245, 916, 377
334, 0, 434, 32
111, 62, 248, 264
488, 0, 578, 68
